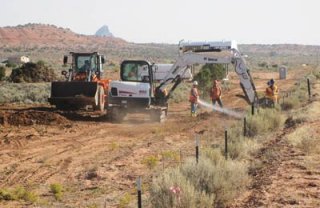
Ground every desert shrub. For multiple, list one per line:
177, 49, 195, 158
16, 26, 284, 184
5, 62, 17, 68
281, 96, 300, 111
228, 138, 259, 160
150, 168, 214, 208
142, 155, 159, 169
181, 155, 249, 207
119, 192, 133, 208
0, 186, 38, 203
14, 186, 38, 203
0, 83, 50, 104
258, 62, 268, 68
246, 108, 283, 137
0, 188, 16, 200
287, 128, 319, 155
151, 148, 249, 208
50, 183, 64, 200
162, 150, 180, 162
169, 82, 191, 103
0, 66, 5, 80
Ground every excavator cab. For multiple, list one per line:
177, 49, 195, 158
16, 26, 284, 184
49, 52, 108, 111
120, 60, 151, 83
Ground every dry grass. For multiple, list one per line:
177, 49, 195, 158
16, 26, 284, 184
246, 108, 283, 137
281, 96, 300, 111
287, 127, 319, 155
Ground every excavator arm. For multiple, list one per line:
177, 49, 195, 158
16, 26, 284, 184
154, 41, 257, 104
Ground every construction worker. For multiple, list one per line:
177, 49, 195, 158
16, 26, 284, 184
210, 80, 223, 108
189, 81, 199, 117
265, 78, 279, 106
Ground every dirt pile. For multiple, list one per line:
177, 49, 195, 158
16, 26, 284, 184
0, 110, 69, 126
10, 62, 57, 83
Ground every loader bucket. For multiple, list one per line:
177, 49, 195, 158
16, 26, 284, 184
48, 82, 99, 109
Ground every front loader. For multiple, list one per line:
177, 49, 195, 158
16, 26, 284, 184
48, 52, 109, 112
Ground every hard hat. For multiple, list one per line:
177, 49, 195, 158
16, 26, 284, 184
193, 81, 198, 86
270, 79, 275, 85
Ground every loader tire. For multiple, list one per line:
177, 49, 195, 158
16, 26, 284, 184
94, 86, 105, 113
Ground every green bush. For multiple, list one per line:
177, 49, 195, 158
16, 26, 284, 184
50, 183, 64, 201
142, 155, 159, 169
0, 186, 38, 203
193, 64, 226, 98
10, 62, 57, 83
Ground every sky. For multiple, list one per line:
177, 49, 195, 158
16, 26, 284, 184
0, 0, 319, 45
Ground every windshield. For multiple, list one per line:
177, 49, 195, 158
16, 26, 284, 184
76, 55, 97, 72
121, 62, 149, 82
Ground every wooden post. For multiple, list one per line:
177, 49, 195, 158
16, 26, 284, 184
195, 135, 199, 163
224, 129, 228, 160
137, 177, 142, 208
307, 78, 311, 99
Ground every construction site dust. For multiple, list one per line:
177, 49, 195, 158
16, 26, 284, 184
198, 99, 243, 118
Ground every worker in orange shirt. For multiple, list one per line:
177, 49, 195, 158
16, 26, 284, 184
265, 79, 279, 106
189, 81, 199, 117
210, 80, 223, 109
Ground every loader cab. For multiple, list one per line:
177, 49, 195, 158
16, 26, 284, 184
120, 60, 152, 83
69, 52, 104, 81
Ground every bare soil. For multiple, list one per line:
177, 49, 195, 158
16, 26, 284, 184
0, 69, 317, 207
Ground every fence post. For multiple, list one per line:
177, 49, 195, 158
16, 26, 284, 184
307, 78, 311, 99
195, 135, 199, 163
251, 103, 255, 115
224, 129, 228, 160
243, 117, 247, 137
137, 177, 142, 208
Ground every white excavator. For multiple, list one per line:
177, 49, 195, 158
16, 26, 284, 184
107, 40, 257, 122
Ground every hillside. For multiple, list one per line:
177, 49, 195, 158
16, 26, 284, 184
0, 23, 125, 48
0, 23, 320, 68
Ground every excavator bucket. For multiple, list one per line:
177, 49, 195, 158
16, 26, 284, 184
48, 82, 99, 109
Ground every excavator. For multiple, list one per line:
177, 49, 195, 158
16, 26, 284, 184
48, 52, 109, 112
107, 40, 257, 122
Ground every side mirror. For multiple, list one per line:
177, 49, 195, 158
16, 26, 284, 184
101, 56, 105, 64
63, 56, 68, 65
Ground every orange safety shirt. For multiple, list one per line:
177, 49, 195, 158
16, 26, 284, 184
265, 85, 278, 102
210, 85, 222, 100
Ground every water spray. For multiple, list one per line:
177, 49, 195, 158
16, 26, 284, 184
197, 99, 243, 119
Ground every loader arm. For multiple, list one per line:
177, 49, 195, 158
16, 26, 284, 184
155, 41, 257, 104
